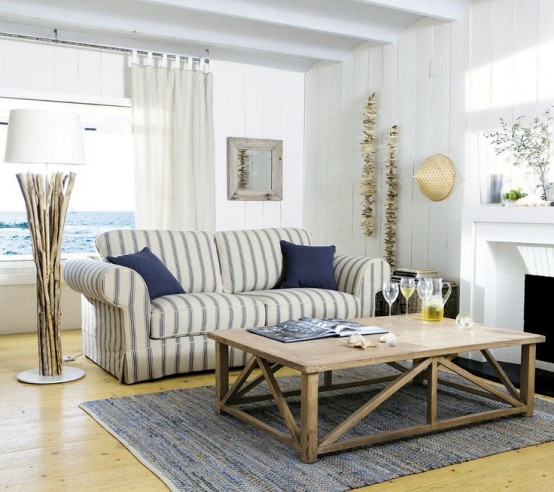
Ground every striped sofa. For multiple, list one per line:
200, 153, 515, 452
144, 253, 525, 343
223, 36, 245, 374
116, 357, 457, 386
64, 227, 390, 383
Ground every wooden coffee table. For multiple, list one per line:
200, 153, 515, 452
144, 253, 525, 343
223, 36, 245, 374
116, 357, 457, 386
208, 316, 545, 463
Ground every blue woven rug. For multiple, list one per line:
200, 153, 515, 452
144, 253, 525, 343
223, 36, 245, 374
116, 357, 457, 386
80, 366, 554, 492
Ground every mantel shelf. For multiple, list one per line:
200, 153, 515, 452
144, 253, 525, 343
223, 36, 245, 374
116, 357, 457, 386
463, 206, 554, 225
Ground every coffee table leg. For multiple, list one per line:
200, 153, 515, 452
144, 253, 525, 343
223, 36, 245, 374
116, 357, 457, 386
300, 372, 319, 463
426, 359, 438, 424
520, 343, 537, 417
215, 341, 229, 414
323, 370, 333, 387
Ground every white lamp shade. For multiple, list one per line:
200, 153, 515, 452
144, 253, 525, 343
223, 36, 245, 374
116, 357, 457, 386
4, 109, 85, 165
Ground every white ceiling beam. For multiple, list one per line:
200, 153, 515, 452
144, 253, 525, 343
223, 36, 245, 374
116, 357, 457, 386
353, 0, 468, 21
0, 19, 316, 72
136, 0, 399, 43
0, 0, 469, 72
0, 2, 351, 62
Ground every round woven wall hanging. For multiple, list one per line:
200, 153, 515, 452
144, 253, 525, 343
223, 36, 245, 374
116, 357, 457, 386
414, 154, 455, 201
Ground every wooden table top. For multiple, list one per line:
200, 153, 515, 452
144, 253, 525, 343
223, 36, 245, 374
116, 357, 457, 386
208, 316, 546, 373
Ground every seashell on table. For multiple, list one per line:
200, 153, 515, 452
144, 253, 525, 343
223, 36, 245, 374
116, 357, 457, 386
345, 333, 377, 349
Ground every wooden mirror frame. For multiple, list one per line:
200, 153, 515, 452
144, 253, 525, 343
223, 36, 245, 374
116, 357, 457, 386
227, 137, 283, 201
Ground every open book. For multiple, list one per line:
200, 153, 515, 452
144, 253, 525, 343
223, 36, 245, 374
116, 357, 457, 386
248, 317, 388, 343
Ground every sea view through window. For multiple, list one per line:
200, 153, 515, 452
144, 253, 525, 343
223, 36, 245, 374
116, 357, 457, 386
0, 97, 134, 257
0, 211, 135, 256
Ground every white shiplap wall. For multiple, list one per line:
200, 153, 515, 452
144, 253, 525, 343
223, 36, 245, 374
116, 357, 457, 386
213, 61, 304, 231
0, 39, 128, 97
304, 0, 554, 282
466, 0, 554, 206
0, 38, 305, 334
304, 17, 465, 280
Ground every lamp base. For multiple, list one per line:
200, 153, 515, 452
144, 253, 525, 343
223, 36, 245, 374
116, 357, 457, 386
17, 367, 85, 384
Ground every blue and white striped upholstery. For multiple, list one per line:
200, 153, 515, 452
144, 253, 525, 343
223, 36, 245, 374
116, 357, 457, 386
333, 254, 390, 317
150, 293, 264, 339
64, 258, 151, 350
238, 288, 359, 326
64, 227, 390, 384
214, 227, 311, 293
96, 229, 223, 293
81, 322, 248, 383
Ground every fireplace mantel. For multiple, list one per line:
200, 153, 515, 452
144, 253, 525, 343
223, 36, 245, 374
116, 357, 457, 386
461, 206, 554, 317
462, 205, 554, 227
460, 205, 554, 367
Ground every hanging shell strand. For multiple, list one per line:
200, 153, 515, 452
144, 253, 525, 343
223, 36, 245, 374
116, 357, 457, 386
384, 125, 398, 269
360, 91, 377, 237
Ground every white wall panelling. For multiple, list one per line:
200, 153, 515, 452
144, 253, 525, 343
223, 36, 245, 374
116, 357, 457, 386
446, 2, 469, 291
0, 38, 130, 98
304, 16, 465, 279
467, 0, 554, 203
0, 276, 81, 335
212, 61, 304, 232
304, 0, 554, 283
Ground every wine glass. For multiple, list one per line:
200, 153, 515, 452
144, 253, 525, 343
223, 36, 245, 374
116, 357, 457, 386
382, 281, 399, 325
400, 277, 416, 317
417, 278, 433, 320
417, 277, 433, 302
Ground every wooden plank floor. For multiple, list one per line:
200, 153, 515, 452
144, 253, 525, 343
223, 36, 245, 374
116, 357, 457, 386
1, 330, 553, 491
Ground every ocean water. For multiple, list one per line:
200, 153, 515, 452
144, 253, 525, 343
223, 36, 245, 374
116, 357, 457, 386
0, 211, 135, 256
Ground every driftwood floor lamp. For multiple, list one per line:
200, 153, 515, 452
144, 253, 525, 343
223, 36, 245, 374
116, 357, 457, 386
4, 109, 85, 384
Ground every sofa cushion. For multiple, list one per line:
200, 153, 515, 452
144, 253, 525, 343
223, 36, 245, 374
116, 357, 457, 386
96, 230, 223, 294
214, 228, 311, 294
150, 292, 265, 339
107, 247, 185, 300
238, 288, 359, 326
280, 240, 338, 290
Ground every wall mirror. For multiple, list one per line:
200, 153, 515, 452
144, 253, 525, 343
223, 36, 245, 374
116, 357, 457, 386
227, 137, 283, 201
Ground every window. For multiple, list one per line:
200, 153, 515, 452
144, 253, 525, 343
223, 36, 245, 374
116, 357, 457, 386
0, 97, 134, 257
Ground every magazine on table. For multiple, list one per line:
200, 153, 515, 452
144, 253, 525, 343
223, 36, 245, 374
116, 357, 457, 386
248, 317, 388, 343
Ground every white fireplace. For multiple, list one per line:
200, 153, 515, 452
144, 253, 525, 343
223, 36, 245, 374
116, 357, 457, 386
460, 206, 554, 371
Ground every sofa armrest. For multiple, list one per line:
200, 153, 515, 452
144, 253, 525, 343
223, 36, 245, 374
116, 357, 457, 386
333, 255, 391, 317
63, 259, 151, 349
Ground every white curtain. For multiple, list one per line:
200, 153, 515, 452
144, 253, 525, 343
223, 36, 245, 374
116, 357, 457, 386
131, 58, 215, 230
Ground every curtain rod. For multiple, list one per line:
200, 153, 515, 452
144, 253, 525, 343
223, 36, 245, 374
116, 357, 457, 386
0, 29, 210, 63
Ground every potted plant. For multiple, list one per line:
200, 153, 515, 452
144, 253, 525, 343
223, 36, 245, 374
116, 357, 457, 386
486, 108, 553, 202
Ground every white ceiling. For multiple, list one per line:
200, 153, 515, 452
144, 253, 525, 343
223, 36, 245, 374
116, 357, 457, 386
0, 0, 469, 72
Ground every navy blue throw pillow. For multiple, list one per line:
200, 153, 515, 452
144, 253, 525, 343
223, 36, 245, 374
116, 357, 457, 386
280, 240, 338, 290
107, 247, 185, 299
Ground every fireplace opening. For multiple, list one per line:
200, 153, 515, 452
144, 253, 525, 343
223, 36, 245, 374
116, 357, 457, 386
524, 274, 553, 364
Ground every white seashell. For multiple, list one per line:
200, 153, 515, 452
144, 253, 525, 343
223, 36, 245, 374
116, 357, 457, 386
380, 333, 397, 347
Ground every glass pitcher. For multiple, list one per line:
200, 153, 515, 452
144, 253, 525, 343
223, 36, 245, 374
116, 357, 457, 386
421, 277, 451, 322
